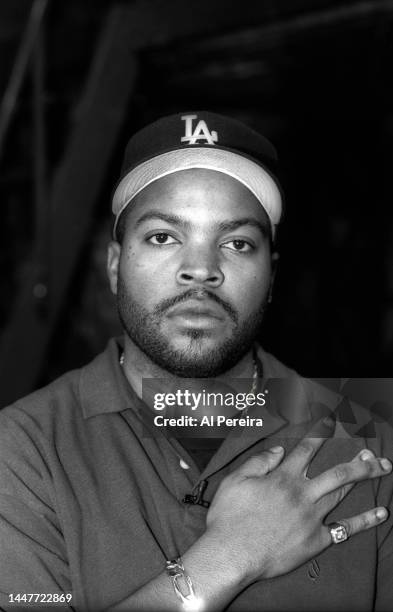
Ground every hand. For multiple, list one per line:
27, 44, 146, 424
206, 417, 391, 585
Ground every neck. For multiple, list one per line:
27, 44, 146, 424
121, 333, 257, 399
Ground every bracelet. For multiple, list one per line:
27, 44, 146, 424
166, 558, 200, 610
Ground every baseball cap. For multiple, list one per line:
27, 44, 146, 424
112, 111, 284, 239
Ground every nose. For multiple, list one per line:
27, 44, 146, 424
176, 245, 224, 288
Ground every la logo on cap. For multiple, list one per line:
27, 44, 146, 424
181, 114, 218, 145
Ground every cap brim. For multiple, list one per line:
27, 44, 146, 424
112, 147, 282, 239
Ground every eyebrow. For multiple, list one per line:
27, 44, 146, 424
134, 210, 270, 238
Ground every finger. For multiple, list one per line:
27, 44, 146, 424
281, 415, 336, 475
236, 446, 285, 478
322, 506, 389, 548
321, 454, 391, 509
310, 450, 392, 502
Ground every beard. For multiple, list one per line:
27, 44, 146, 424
117, 276, 267, 377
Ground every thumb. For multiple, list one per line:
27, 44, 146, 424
236, 446, 285, 478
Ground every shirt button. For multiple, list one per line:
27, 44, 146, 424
180, 458, 190, 469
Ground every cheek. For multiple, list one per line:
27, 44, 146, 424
119, 250, 149, 301
119, 246, 174, 307
227, 259, 271, 290
122, 244, 173, 275
226, 261, 271, 313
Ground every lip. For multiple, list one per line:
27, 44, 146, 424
166, 300, 225, 321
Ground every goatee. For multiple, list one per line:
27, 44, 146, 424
117, 277, 266, 377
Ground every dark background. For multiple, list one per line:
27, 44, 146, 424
1, 0, 393, 408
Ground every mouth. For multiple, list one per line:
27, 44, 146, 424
165, 300, 226, 327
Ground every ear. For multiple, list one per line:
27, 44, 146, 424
268, 251, 280, 303
107, 240, 121, 295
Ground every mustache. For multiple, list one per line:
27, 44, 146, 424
154, 288, 238, 324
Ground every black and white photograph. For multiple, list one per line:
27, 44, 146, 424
1, 1, 393, 611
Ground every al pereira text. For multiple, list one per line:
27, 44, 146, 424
153, 415, 264, 427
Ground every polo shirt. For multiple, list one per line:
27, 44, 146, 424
0, 338, 392, 611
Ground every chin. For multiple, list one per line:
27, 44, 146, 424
155, 358, 230, 379
168, 330, 230, 355
173, 328, 216, 343
150, 337, 245, 378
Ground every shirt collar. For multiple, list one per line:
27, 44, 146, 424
79, 338, 330, 432
80, 337, 137, 419
79, 339, 297, 420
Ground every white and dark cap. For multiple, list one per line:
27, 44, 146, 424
112, 111, 284, 239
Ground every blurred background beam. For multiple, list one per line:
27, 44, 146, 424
0, 0, 49, 162
0, 6, 139, 406
32, 17, 49, 314
188, 0, 393, 52
108, 0, 393, 50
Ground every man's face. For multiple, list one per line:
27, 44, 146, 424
108, 168, 275, 377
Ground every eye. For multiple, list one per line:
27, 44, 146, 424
221, 239, 253, 253
147, 233, 178, 245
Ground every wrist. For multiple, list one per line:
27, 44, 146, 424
195, 529, 253, 591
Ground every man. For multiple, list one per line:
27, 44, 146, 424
0, 111, 392, 612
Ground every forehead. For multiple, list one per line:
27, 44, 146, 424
123, 168, 271, 229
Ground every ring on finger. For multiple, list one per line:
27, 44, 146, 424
328, 521, 349, 544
